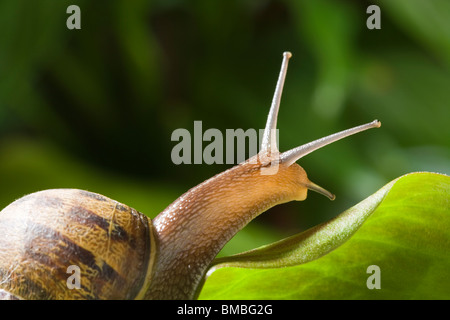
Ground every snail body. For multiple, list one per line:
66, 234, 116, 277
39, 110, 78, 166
0, 52, 380, 300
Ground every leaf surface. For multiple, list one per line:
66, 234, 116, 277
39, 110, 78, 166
199, 172, 450, 299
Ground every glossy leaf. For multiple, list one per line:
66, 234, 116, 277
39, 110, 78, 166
199, 172, 450, 299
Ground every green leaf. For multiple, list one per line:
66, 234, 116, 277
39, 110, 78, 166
199, 172, 450, 299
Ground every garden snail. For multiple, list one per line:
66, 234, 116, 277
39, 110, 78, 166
0, 52, 380, 300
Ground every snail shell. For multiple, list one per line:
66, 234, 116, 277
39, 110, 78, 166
0, 189, 155, 299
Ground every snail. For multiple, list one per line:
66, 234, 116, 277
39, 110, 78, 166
0, 52, 380, 300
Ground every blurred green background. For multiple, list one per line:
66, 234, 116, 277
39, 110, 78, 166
0, 0, 449, 257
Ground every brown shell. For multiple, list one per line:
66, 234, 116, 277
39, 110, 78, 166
0, 189, 155, 300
